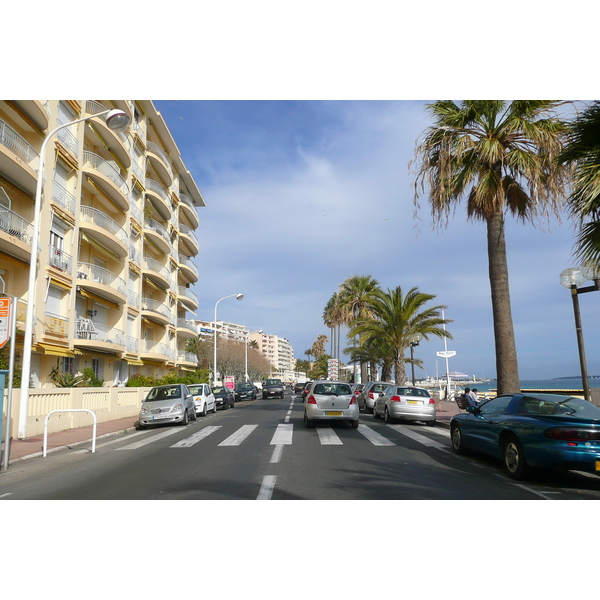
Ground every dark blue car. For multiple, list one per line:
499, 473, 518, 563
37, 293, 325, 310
450, 393, 600, 479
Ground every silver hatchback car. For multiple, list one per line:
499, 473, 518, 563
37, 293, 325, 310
138, 384, 197, 429
303, 380, 359, 428
373, 385, 436, 426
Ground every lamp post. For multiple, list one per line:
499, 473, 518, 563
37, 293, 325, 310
213, 293, 244, 386
560, 266, 600, 402
409, 333, 422, 385
18, 108, 130, 439
245, 329, 262, 382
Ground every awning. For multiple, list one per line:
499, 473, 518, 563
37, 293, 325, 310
125, 358, 144, 365
78, 288, 121, 310
38, 342, 75, 357
80, 231, 122, 262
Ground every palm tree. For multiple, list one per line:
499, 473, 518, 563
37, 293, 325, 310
348, 286, 451, 385
323, 292, 343, 360
413, 101, 570, 394
338, 275, 381, 381
560, 101, 600, 268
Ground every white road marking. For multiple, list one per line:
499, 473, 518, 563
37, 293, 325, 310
117, 427, 181, 450
257, 475, 276, 500
270, 423, 293, 445
270, 445, 284, 463
515, 484, 557, 500
357, 424, 395, 446
386, 424, 449, 451
96, 430, 148, 449
171, 426, 222, 448
317, 427, 343, 445
0, 493, 13, 499
218, 424, 258, 446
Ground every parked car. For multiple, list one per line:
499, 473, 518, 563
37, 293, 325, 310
138, 384, 197, 429
450, 393, 600, 480
303, 380, 359, 428
253, 381, 263, 391
301, 381, 313, 402
351, 383, 365, 398
294, 382, 306, 394
234, 382, 257, 401
263, 378, 285, 399
357, 381, 393, 414
373, 385, 436, 425
213, 385, 235, 410
187, 383, 217, 416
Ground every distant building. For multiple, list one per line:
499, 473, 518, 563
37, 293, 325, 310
250, 331, 295, 376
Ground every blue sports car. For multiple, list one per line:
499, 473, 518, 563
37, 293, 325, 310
450, 393, 600, 479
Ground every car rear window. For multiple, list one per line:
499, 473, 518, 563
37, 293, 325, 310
266, 379, 281, 385
517, 395, 600, 418
397, 387, 430, 398
313, 383, 352, 395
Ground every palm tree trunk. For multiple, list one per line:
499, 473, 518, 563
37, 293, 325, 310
486, 210, 520, 394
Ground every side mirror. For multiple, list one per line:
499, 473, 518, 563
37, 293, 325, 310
466, 406, 476, 413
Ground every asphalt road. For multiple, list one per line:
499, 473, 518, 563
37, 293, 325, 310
2, 391, 600, 500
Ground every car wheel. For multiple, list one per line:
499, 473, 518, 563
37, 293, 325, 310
425, 419, 436, 427
351, 419, 359, 429
201, 403, 207, 417
304, 412, 313, 428
212, 402, 217, 413
181, 409, 189, 426
373, 406, 380, 419
384, 407, 394, 424
191, 410, 197, 421
503, 435, 531, 480
451, 424, 467, 454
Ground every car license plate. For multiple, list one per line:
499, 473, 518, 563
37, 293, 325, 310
407, 400, 419, 405
325, 411, 343, 416
152, 415, 169, 420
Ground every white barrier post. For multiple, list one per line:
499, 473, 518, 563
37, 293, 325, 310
43, 409, 97, 457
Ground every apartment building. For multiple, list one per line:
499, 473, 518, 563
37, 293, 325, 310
0, 100, 203, 387
194, 320, 249, 343
249, 331, 295, 375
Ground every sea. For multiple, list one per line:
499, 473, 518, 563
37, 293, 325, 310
465, 378, 600, 393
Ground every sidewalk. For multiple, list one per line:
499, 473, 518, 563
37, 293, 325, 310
1, 400, 462, 467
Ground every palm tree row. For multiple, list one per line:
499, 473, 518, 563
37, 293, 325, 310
323, 276, 451, 384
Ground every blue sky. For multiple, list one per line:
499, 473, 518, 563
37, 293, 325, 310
154, 100, 598, 381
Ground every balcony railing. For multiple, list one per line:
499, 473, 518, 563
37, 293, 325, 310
129, 244, 141, 265
0, 118, 40, 170
127, 288, 140, 308
76, 262, 126, 296
126, 336, 139, 354
179, 223, 199, 248
177, 318, 200, 334
44, 312, 69, 336
141, 297, 172, 321
147, 142, 173, 178
129, 201, 143, 225
178, 255, 199, 278
143, 256, 171, 280
146, 178, 172, 210
0, 207, 33, 245
75, 320, 124, 345
80, 205, 128, 244
83, 151, 128, 196
178, 286, 199, 306
142, 340, 174, 359
51, 180, 76, 215
178, 351, 198, 364
48, 244, 73, 273
144, 218, 169, 243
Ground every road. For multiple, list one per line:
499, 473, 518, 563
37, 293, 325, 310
1, 390, 600, 500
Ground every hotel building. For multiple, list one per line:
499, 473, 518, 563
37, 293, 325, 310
0, 100, 203, 387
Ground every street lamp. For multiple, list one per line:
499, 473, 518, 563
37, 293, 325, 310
212, 293, 244, 386
245, 329, 262, 382
409, 333, 422, 385
18, 108, 130, 439
560, 265, 600, 402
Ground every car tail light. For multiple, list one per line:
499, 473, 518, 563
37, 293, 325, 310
350, 395, 357, 405
368, 392, 375, 399
391, 396, 401, 402
544, 427, 600, 441
429, 398, 436, 405
307, 395, 317, 404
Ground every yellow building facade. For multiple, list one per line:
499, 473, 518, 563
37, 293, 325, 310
0, 100, 203, 388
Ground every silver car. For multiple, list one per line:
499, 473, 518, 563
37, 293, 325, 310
373, 385, 436, 426
357, 381, 393, 414
138, 384, 197, 429
303, 380, 359, 428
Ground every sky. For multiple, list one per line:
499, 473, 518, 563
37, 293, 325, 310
153, 99, 599, 381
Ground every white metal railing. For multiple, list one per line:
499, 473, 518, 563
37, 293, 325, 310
75, 320, 124, 345
44, 409, 97, 457
76, 262, 127, 296
83, 151, 128, 196
143, 256, 170, 280
178, 286, 198, 305
129, 244, 141, 265
177, 318, 200, 334
146, 178, 172, 207
131, 159, 145, 182
126, 335, 138, 353
56, 123, 79, 156
0, 118, 40, 170
178, 351, 198, 364
0, 207, 34, 244
179, 193, 195, 212
144, 217, 169, 242
179, 223, 199, 248
147, 142, 173, 178
51, 180, 76, 215
48, 244, 73, 273
142, 340, 174, 359
178, 255, 199, 278
129, 201, 143, 225
127, 288, 140, 308
142, 297, 172, 321
80, 205, 128, 244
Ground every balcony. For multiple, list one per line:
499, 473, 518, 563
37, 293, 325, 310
143, 217, 170, 254
82, 151, 129, 212
141, 297, 172, 326
0, 206, 33, 262
74, 318, 125, 354
76, 262, 127, 305
127, 288, 140, 309
44, 312, 69, 337
176, 318, 200, 339
51, 180, 76, 216
48, 244, 73, 275
178, 223, 199, 257
12, 101, 50, 131
146, 141, 173, 186
0, 117, 40, 195
145, 178, 172, 221
142, 256, 171, 290
79, 205, 128, 258
84, 101, 131, 169
178, 193, 199, 229
177, 351, 198, 366
139, 340, 174, 363
177, 255, 199, 283
177, 286, 199, 311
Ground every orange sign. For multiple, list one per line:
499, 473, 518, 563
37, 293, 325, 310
0, 297, 11, 348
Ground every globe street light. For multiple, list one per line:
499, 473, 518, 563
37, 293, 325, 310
245, 329, 262, 382
213, 293, 244, 386
18, 108, 130, 439
560, 266, 600, 402
409, 333, 422, 385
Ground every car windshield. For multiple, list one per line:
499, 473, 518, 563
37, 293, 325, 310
213, 387, 226, 394
371, 384, 390, 393
517, 395, 600, 419
397, 387, 430, 398
187, 385, 203, 394
313, 383, 352, 396
145, 386, 181, 401
236, 383, 253, 389
266, 379, 281, 385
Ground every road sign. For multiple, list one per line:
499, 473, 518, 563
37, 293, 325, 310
0, 297, 11, 348
436, 350, 456, 358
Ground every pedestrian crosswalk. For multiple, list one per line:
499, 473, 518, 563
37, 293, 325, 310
110, 420, 450, 452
